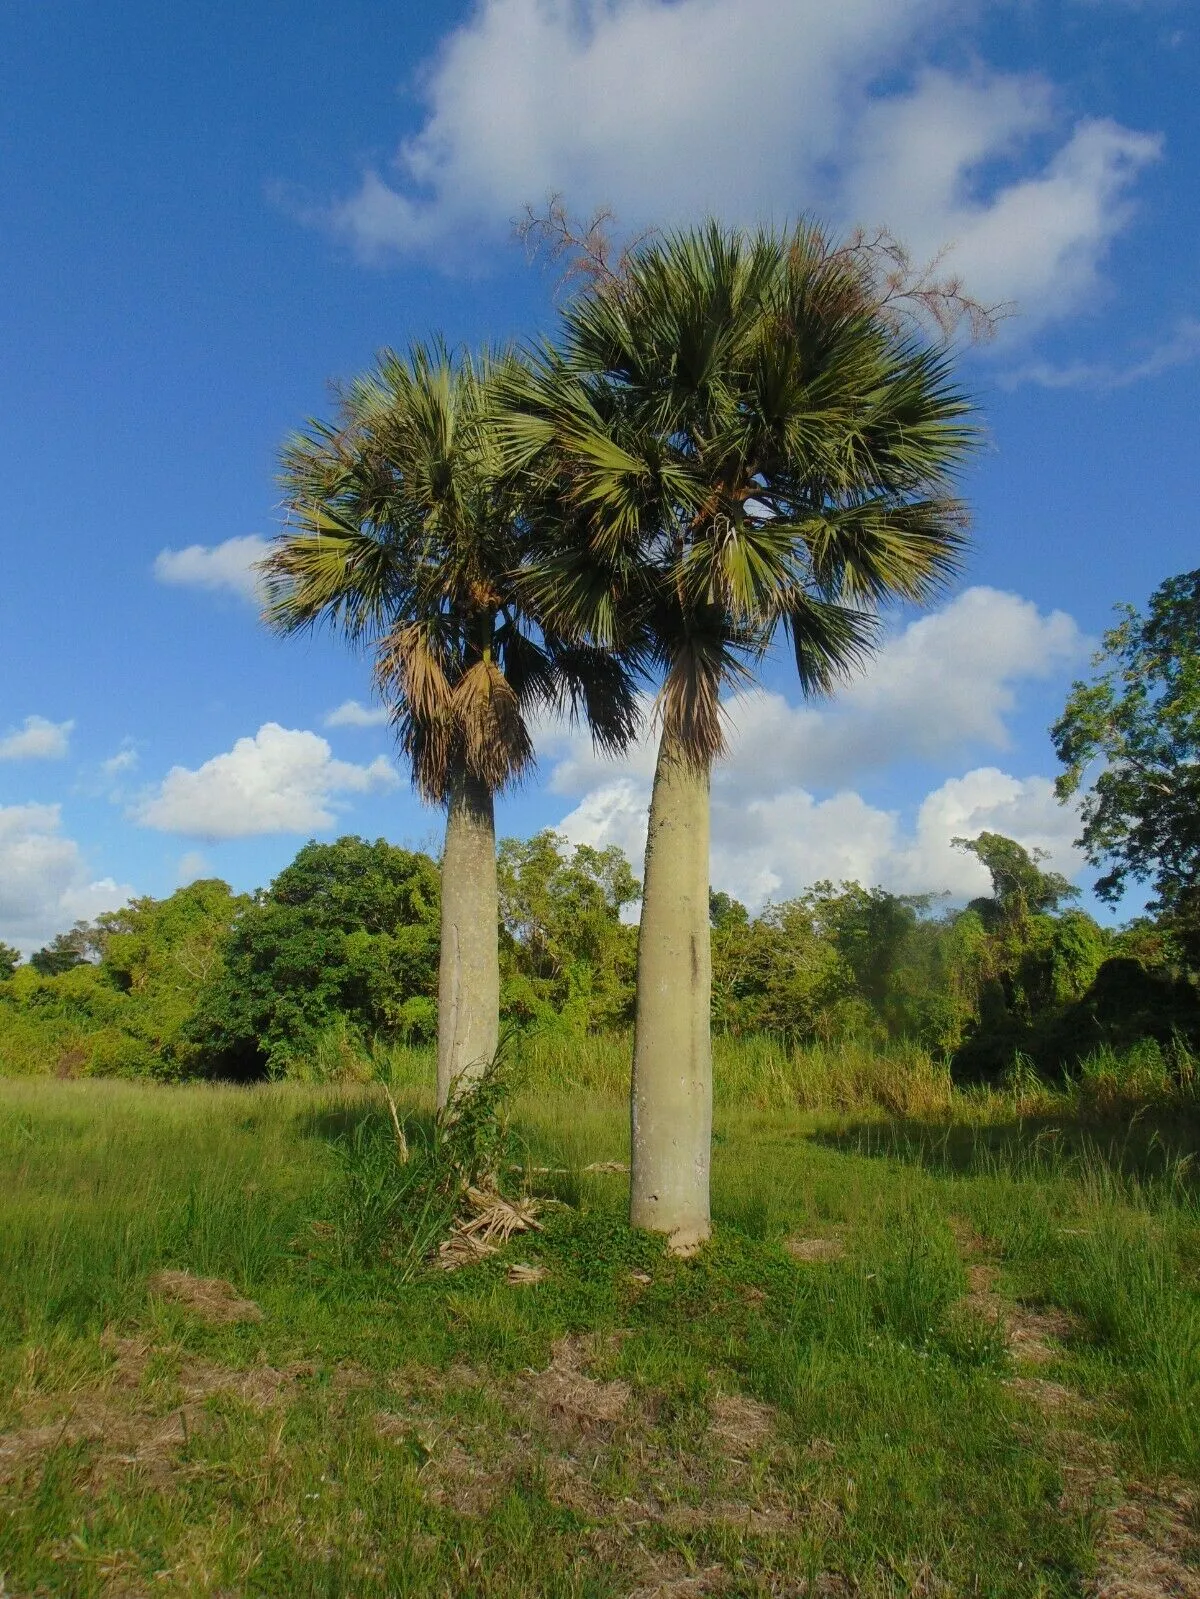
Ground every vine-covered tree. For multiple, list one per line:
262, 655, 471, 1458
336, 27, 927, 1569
1053, 568, 1200, 969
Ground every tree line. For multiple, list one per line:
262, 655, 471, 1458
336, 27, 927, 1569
2, 824, 1195, 1089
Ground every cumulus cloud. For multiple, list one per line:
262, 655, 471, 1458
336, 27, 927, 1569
153, 536, 270, 604
324, 699, 392, 729
556, 765, 1083, 909
542, 588, 1085, 799
0, 803, 133, 952
0, 716, 73, 761
324, 0, 1159, 324
537, 586, 1087, 904
133, 723, 398, 840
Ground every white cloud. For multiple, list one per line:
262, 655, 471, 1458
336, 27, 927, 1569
1003, 315, 1200, 389
538, 586, 1087, 904
541, 587, 1085, 798
0, 716, 73, 761
324, 699, 391, 729
101, 742, 139, 777
555, 767, 1083, 909
324, 0, 1159, 324
176, 851, 210, 886
153, 535, 270, 604
0, 803, 133, 952
133, 723, 398, 840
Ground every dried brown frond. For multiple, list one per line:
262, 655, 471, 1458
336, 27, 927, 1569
450, 658, 536, 790
507, 1262, 549, 1285
437, 1185, 543, 1272
656, 637, 732, 765
375, 621, 453, 730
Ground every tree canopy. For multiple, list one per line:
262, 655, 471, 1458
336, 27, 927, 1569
189, 836, 441, 1078
1053, 568, 1200, 968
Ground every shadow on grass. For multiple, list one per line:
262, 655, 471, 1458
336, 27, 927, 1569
812, 1105, 1200, 1190
297, 1099, 439, 1149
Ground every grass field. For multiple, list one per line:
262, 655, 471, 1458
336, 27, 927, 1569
1, 1045, 1198, 1597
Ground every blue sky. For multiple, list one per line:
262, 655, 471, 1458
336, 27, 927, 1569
1, 0, 1197, 948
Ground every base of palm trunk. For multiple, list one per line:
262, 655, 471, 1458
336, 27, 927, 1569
437, 770, 500, 1109
630, 741, 712, 1253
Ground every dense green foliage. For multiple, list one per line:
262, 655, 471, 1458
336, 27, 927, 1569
2, 821, 1196, 1086
0, 881, 246, 1079
1054, 566, 1200, 966
498, 830, 639, 1032
189, 837, 441, 1078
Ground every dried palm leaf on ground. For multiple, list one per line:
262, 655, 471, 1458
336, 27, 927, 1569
507, 1262, 549, 1285
437, 1185, 544, 1271
508, 1160, 629, 1175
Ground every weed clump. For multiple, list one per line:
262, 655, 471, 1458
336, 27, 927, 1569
319, 1052, 539, 1280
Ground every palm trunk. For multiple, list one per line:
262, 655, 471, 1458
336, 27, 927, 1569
630, 735, 712, 1251
437, 765, 499, 1108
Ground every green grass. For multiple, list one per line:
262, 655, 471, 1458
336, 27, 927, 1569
1, 1058, 1198, 1597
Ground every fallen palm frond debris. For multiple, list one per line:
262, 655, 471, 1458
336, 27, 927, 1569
438, 1185, 544, 1270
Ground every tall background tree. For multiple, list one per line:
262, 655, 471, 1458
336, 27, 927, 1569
1053, 568, 1200, 971
263, 344, 638, 1104
503, 220, 978, 1247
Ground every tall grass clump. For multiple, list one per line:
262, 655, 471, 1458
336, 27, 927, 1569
320, 1053, 522, 1279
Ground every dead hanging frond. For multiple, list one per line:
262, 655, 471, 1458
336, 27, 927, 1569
373, 620, 456, 799
835, 225, 1011, 344
655, 626, 755, 767
515, 193, 656, 300
450, 658, 536, 791
375, 620, 454, 727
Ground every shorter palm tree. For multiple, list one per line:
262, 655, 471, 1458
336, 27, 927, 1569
263, 343, 638, 1104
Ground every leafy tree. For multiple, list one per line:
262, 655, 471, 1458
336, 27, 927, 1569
503, 221, 976, 1246
0, 942, 20, 979
189, 837, 440, 1077
96, 879, 246, 996
498, 830, 639, 1031
265, 344, 638, 1104
953, 831, 1078, 929
1053, 568, 1200, 968
711, 897, 858, 1041
0, 884, 244, 1078
29, 923, 96, 975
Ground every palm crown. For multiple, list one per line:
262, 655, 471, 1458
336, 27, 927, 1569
500, 222, 977, 750
263, 342, 638, 799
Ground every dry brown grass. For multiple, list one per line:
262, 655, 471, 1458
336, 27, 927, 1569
785, 1234, 846, 1263
146, 1270, 263, 1324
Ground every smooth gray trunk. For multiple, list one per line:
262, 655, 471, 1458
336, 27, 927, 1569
629, 736, 712, 1251
437, 767, 499, 1109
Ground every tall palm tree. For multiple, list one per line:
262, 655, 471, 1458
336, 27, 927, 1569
263, 343, 638, 1106
500, 222, 978, 1248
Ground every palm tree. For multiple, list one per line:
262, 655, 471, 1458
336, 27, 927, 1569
500, 222, 978, 1248
263, 343, 638, 1106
